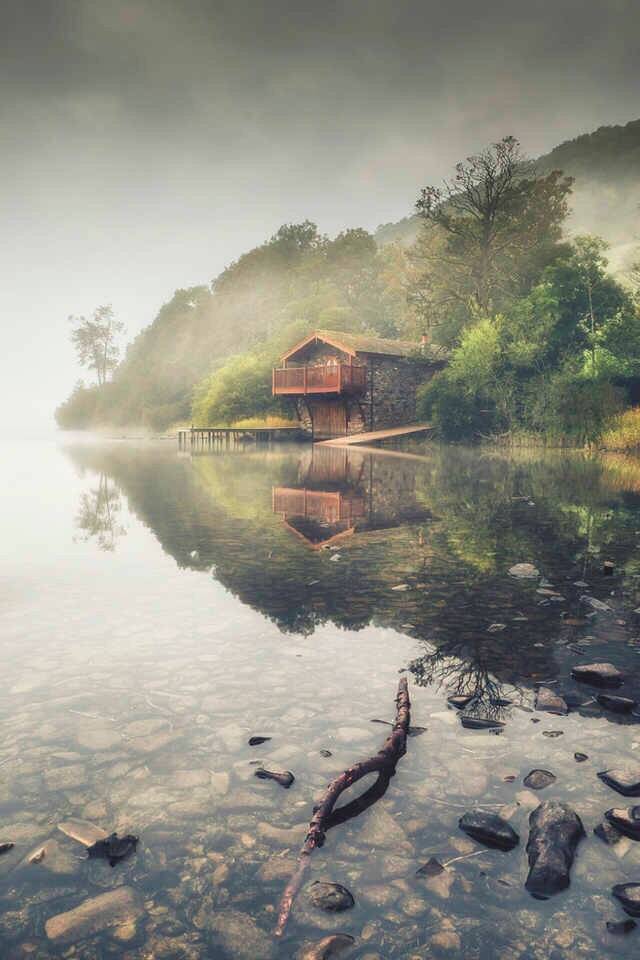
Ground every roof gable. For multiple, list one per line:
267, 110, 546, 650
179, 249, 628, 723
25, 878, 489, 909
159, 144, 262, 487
280, 329, 424, 361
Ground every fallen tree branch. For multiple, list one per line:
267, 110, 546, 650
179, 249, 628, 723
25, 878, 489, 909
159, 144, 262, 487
274, 677, 410, 937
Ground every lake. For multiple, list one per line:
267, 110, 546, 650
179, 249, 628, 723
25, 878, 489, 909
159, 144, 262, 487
2, 437, 640, 958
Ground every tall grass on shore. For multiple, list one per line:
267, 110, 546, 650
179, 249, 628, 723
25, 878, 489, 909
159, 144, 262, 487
600, 408, 640, 452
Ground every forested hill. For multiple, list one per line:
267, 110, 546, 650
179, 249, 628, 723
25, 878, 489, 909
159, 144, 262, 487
375, 119, 640, 252
56, 119, 640, 433
56, 223, 414, 430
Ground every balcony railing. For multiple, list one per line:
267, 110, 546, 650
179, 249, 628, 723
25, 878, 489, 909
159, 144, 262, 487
272, 362, 367, 396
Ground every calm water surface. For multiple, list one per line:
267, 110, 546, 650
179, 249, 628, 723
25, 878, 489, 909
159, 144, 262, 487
2, 438, 640, 958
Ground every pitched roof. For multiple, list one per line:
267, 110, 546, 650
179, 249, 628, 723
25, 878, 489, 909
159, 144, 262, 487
280, 329, 445, 362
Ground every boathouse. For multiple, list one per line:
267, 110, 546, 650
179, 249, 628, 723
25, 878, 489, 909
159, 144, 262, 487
272, 329, 445, 439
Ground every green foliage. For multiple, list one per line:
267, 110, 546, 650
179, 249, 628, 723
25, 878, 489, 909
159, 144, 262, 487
412, 136, 573, 342
58, 223, 416, 430
418, 234, 639, 445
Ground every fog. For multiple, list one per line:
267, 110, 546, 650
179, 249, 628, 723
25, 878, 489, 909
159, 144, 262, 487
1, 0, 639, 429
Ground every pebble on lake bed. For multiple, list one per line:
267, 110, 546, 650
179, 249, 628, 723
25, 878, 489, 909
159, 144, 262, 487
598, 766, 640, 797
523, 769, 556, 790
45, 887, 142, 943
458, 811, 519, 851
535, 687, 568, 715
254, 767, 294, 788
571, 662, 624, 688
306, 881, 355, 912
297, 933, 355, 959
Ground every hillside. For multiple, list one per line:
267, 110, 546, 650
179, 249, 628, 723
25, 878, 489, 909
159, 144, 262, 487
375, 119, 640, 257
56, 119, 640, 432
56, 223, 416, 430
537, 118, 640, 261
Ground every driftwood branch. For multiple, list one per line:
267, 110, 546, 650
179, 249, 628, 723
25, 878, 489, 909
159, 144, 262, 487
274, 677, 410, 937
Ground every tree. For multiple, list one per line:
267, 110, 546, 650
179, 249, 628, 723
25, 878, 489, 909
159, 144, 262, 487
412, 136, 573, 341
70, 305, 124, 386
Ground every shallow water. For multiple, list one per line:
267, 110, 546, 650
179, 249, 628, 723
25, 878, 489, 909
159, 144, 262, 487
2, 438, 640, 958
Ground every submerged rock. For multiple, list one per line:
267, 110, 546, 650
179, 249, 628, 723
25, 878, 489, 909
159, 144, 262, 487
254, 767, 294, 789
523, 769, 556, 790
542, 730, 564, 738
508, 563, 539, 579
58, 819, 108, 847
607, 919, 637, 935
598, 766, 640, 797
574, 753, 589, 763
248, 736, 272, 746
45, 887, 142, 943
458, 811, 519, 851
612, 884, 640, 917
594, 820, 626, 846
571, 662, 624, 688
460, 716, 505, 731
596, 694, 636, 714
447, 694, 475, 710
605, 806, 640, 840
535, 687, 568, 715
87, 832, 138, 866
307, 881, 355, 912
416, 857, 445, 877
208, 909, 275, 959
297, 934, 355, 959
525, 801, 585, 898
0, 842, 14, 855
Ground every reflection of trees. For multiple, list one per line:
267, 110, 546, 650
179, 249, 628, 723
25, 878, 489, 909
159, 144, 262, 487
75, 473, 126, 551
409, 642, 525, 721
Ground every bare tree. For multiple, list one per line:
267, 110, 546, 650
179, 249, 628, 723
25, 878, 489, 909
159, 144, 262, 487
70, 304, 125, 386
413, 136, 572, 336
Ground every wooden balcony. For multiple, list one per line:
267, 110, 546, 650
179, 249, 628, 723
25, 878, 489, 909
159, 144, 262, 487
272, 362, 367, 396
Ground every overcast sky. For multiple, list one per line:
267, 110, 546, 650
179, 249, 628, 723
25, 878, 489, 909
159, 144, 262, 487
1, 0, 639, 429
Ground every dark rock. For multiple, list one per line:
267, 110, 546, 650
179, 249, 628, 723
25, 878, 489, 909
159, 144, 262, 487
460, 716, 505, 731
86, 833, 138, 867
408, 726, 427, 737
603, 560, 615, 576
306, 881, 354, 912
255, 768, 294, 789
613, 884, 640, 917
447, 694, 475, 710
320, 749, 332, 758
416, 857, 445, 877
458, 811, 519, 851
297, 934, 355, 960
531, 718, 541, 724
0, 842, 14, 855
594, 820, 625, 846
596, 694, 636, 714
248, 736, 272, 746
574, 752, 589, 763
605, 806, 640, 840
535, 687, 568, 716
571, 662, 624, 688
598, 766, 640, 797
525, 801, 585, 899
607, 919, 637, 935
523, 769, 556, 790
542, 730, 564, 738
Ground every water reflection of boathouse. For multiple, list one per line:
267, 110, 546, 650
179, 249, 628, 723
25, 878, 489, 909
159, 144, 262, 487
272, 446, 431, 547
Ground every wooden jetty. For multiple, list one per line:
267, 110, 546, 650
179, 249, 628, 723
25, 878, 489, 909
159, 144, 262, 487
316, 423, 433, 447
178, 426, 304, 450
